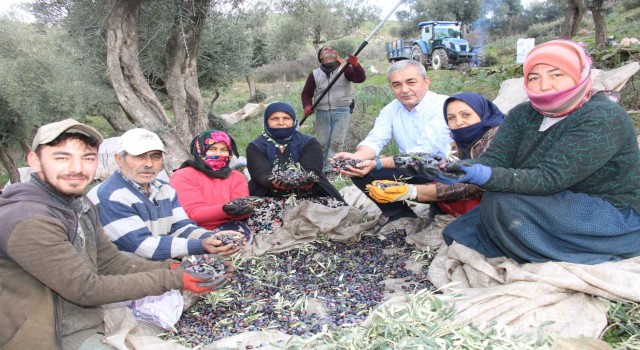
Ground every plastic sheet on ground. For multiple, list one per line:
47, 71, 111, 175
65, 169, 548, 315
243, 197, 380, 257
425, 242, 640, 338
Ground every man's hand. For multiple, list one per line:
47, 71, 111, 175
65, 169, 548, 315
346, 55, 359, 67
182, 271, 228, 294
178, 255, 234, 294
212, 230, 247, 249
440, 161, 492, 185
202, 236, 241, 255
331, 153, 371, 177
303, 105, 314, 117
366, 180, 417, 203
342, 159, 376, 177
332, 152, 357, 163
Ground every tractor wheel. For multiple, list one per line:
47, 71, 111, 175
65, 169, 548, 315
411, 46, 428, 66
431, 49, 449, 70
476, 50, 486, 67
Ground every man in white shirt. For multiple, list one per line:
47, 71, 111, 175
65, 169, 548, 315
334, 60, 452, 233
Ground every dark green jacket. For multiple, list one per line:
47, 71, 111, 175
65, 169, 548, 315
473, 93, 640, 213
0, 183, 184, 349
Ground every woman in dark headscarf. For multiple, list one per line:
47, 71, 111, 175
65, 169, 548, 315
246, 102, 343, 201
367, 92, 504, 217
170, 129, 252, 237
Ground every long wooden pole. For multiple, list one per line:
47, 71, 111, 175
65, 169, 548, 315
299, 0, 406, 126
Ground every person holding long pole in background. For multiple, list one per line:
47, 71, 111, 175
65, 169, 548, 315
301, 47, 366, 174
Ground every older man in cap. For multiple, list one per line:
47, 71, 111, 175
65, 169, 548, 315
0, 119, 228, 349
89, 128, 240, 260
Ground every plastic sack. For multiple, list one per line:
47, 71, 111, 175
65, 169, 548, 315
125, 289, 184, 330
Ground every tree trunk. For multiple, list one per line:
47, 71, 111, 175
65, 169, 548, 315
313, 28, 322, 49
246, 75, 256, 101
206, 89, 229, 131
105, 0, 189, 171
99, 110, 128, 134
164, 0, 210, 140
591, 0, 608, 48
561, 0, 585, 39
19, 140, 30, 159
0, 144, 20, 185
208, 89, 220, 114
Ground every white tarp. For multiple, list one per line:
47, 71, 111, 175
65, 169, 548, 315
426, 242, 640, 338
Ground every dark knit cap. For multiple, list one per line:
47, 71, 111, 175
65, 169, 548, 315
317, 46, 327, 62
264, 102, 297, 123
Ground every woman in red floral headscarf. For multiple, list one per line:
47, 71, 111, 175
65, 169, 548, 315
171, 129, 252, 238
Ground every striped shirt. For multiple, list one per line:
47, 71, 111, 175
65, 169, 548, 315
87, 171, 211, 260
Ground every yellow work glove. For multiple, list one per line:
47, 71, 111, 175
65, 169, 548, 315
366, 180, 417, 203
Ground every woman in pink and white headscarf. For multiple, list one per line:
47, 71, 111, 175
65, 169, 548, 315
171, 129, 252, 238
437, 40, 640, 264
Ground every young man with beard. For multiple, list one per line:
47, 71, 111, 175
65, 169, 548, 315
0, 119, 228, 349
88, 128, 241, 260
301, 46, 367, 173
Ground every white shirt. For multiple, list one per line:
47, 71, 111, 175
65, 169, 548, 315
358, 91, 452, 156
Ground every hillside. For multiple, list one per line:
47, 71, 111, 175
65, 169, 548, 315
216, 0, 639, 158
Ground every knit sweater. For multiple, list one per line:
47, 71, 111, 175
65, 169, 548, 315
473, 94, 640, 213
170, 166, 249, 230
88, 171, 212, 260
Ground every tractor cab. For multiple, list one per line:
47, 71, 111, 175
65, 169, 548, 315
385, 20, 474, 70
417, 21, 472, 69
419, 21, 468, 53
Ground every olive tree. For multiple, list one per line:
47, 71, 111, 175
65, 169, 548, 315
0, 17, 106, 182
275, 0, 379, 52
560, 0, 586, 39
29, 0, 254, 170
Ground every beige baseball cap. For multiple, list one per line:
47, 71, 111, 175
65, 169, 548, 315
117, 128, 166, 156
31, 118, 103, 151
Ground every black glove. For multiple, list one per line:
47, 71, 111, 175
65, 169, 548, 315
393, 152, 447, 180
222, 197, 257, 216
272, 181, 296, 190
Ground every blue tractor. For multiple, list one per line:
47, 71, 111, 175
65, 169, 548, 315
386, 21, 475, 70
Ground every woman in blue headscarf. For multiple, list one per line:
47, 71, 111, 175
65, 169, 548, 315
246, 102, 344, 201
367, 92, 504, 217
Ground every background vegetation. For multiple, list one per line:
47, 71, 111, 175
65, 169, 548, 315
1, 0, 639, 184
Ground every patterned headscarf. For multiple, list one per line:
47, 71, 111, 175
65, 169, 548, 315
443, 92, 505, 151
523, 39, 593, 118
180, 129, 239, 179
